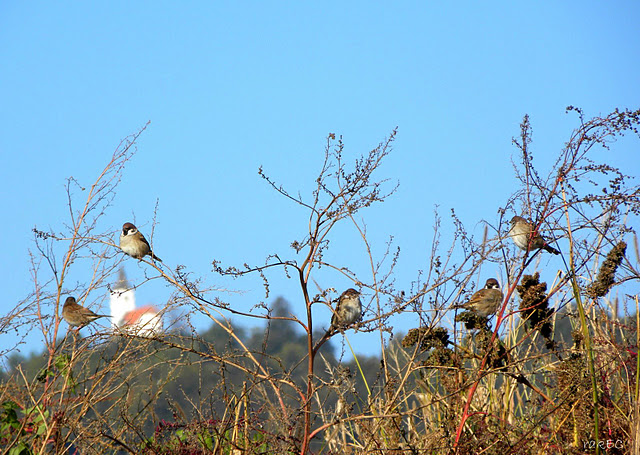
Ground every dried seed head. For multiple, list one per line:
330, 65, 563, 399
586, 241, 627, 299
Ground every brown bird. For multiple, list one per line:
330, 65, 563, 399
62, 296, 110, 328
509, 216, 560, 255
454, 278, 504, 317
119, 222, 162, 261
331, 288, 362, 330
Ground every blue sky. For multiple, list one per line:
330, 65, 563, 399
1, 2, 639, 359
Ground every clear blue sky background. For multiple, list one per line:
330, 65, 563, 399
1, 2, 639, 359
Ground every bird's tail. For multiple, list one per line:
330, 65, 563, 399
151, 252, 163, 262
544, 244, 560, 255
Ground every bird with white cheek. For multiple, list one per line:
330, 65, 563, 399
509, 216, 560, 255
119, 222, 162, 262
454, 278, 504, 318
331, 288, 363, 330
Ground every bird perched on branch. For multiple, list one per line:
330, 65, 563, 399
119, 222, 162, 261
331, 288, 362, 330
62, 296, 110, 328
509, 216, 560, 255
454, 278, 504, 317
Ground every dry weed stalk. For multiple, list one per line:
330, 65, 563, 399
1, 107, 639, 454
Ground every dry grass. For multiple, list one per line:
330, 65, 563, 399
1, 108, 640, 454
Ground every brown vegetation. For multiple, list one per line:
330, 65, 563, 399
1, 108, 640, 454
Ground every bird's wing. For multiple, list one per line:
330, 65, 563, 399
138, 232, 153, 249
79, 307, 102, 318
140, 232, 163, 261
466, 289, 489, 304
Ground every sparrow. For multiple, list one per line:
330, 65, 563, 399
119, 222, 162, 261
454, 278, 504, 317
331, 288, 362, 330
509, 216, 560, 255
62, 296, 110, 328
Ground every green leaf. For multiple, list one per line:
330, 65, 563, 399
9, 441, 32, 455
36, 423, 47, 436
0, 401, 20, 431
2, 401, 19, 413
35, 368, 53, 382
198, 430, 213, 450
54, 354, 71, 372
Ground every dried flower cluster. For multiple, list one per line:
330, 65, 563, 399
586, 241, 627, 299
